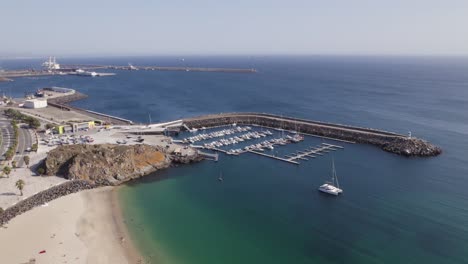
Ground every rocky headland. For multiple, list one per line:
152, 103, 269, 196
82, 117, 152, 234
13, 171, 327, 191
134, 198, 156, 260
43, 144, 201, 185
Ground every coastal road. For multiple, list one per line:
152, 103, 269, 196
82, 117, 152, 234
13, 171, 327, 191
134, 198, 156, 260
14, 125, 33, 167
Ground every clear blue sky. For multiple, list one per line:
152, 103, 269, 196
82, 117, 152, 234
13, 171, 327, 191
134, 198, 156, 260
1, 0, 467, 56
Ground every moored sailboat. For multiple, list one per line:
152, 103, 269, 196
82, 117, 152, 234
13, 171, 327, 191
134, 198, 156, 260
319, 159, 343, 196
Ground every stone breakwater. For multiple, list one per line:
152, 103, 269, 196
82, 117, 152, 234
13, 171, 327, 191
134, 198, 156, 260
0, 180, 95, 226
183, 113, 442, 157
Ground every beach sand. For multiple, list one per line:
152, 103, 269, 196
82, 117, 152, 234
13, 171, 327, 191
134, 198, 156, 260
0, 187, 141, 264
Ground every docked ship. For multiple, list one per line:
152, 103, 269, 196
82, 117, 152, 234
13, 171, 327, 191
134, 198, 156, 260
42, 57, 61, 71
75, 69, 97, 77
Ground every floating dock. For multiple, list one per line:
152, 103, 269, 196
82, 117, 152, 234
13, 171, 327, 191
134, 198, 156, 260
247, 150, 300, 165
285, 143, 343, 162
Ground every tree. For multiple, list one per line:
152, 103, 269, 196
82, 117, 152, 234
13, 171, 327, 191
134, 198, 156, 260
37, 167, 45, 175
3, 166, 11, 178
45, 123, 55, 130
23, 155, 30, 168
27, 118, 41, 129
15, 179, 25, 196
12, 160, 17, 169
31, 143, 38, 152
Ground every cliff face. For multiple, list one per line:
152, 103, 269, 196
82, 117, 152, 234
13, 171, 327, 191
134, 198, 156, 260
44, 144, 198, 185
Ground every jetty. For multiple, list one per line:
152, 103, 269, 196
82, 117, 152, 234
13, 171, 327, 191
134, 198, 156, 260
286, 144, 342, 162
182, 112, 442, 157
44, 87, 134, 125
60, 64, 257, 73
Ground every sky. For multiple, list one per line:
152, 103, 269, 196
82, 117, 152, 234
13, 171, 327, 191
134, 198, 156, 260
1, 0, 467, 56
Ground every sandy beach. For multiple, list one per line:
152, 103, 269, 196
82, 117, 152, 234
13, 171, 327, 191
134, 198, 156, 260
0, 187, 141, 264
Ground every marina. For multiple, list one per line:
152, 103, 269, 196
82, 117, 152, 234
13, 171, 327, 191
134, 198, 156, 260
174, 124, 344, 165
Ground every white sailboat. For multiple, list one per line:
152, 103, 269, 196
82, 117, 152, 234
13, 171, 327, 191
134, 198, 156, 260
319, 159, 343, 196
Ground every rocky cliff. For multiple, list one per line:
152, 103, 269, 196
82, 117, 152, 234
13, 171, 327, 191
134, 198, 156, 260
44, 144, 200, 185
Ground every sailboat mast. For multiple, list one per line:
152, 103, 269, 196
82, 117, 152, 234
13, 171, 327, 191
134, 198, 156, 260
333, 159, 340, 188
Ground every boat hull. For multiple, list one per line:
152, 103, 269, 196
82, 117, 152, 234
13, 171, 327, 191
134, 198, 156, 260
318, 184, 343, 196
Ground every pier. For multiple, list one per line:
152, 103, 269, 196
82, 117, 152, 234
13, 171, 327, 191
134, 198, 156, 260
61, 64, 257, 74
285, 143, 343, 163
247, 150, 300, 165
45, 88, 134, 125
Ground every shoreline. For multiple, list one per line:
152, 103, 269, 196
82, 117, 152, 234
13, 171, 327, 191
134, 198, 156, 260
0, 187, 143, 264
110, 186, 145, 263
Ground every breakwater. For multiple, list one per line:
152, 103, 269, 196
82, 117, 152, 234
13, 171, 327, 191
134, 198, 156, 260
47, 90, 134, 125
0, 180, 95, 226
183, 113, 442, 157
61, 64, 257, 73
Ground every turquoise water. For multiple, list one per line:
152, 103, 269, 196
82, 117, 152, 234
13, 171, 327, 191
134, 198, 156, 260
119, 132, 468, 263
2, 56, 468, 263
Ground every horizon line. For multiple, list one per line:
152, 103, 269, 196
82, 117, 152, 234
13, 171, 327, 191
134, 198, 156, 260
2, 53, 468, 60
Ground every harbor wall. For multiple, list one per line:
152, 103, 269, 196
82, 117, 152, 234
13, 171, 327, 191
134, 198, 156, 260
47, 91, 133, 125
183, 113, 442, 157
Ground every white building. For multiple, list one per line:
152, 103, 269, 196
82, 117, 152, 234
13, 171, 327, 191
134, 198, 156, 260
24, 99, 48, 109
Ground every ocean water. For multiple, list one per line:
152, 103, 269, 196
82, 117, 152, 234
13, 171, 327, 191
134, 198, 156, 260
2, 56, 468, 263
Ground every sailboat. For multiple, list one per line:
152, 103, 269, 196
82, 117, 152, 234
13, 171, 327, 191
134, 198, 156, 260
218, 172, 224, 182
318, 159, 343, 196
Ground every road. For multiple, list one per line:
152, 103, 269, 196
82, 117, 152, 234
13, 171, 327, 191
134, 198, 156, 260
0, 111, 33, 165
14, 125, 33, 167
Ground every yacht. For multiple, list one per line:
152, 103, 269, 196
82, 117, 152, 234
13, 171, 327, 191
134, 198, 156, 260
319, 159, 343, 196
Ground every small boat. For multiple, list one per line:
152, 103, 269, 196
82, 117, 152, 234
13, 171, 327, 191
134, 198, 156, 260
319, 159, 343, 196
218, 172, 224, 182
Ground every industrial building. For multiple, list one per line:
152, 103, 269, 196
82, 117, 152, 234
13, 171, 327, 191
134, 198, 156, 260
23, 99, 48, 109
55, 121, 96, 134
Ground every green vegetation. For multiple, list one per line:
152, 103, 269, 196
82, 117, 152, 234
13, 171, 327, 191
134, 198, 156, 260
0, 207, 3, 214
4, 108, 41, 129
45, 123, 55, 130
15, 179, 25, 196
37, 167, 45, 175
31, 143, 38, 152
23, 155, 30, 168
11, 160, 16, 169
3, 166, 11, 178
4, 120, 19, 160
